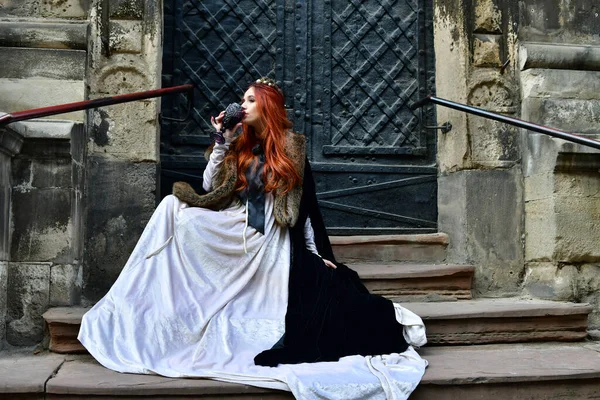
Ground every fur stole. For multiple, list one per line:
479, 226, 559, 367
172, 131, 306, 227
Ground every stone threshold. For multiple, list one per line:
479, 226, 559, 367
331, 233, 449, 263
3, 342, 600, 399
330, 233, 449, 246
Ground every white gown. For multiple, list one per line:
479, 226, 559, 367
78, 143, 428, 399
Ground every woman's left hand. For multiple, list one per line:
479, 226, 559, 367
211, 111, 225, 131
323, 259, 337, 269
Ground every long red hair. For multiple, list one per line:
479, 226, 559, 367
226, 82, 301, 194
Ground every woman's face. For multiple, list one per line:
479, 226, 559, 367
241, 87, 261, 129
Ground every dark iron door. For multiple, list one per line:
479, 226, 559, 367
161, 0, 437, 234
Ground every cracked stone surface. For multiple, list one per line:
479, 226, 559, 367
0, 351, 65, 393
45, 356, 285, 396
4, 343, 600, 398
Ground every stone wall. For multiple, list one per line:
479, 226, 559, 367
8, 122, 84, 345
0, 0, 162, 347
434, 0, 600, 327
0, 0, 89, 346
81, 0, 162, 303
1, 0, 599, 347
518, 0, 600, 329
434, 0, 524, 297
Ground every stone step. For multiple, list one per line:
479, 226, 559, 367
42, 263, 473, 353
413, 342, 600, 399
43, 298, 591, 354
330, 233, 448, 263
43, 307, 88, 354
404, 298, 593, 345
4, 342, 600, 399
352, 263, 474, 301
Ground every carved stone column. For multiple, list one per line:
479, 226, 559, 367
82, 0, 162, 303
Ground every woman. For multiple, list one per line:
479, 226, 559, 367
78, 78, 427, 399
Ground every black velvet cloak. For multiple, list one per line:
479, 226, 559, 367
254, 161, 409, 366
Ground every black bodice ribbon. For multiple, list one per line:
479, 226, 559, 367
238, 144, 266, 234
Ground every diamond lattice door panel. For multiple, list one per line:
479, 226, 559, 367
161, 0, 437, 234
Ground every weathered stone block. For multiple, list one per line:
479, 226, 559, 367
0, 21, 88, 50
13, 156, 72, 190
10, 189, 72, 263
439, 169, 524, 296
83, 156, 156, 302
467, 70, 517, 111
524, 198, 556, 262
565, 0, 600, 37
0, 125, 24, 156
473, 35, 502, 67
520, 0, 562, 34
521, 69, 600, 101
109, 20, 143, 54
554, 196, 600, 262
0, 78, 84, 122
524, 172, 554, 202
6, 262, 51, 345
474, 0, 502, 33
91, 60, 153, 95
522, 262, 578, 301
434, 7, 470, 173
520, 42, 600, 71
536, 99, 600, 135
11, 157, 32, 188
50, 264, 81, 306
86, 57, 159, 163
0, 48, 85, 81
89, 101, 159, 161
35, 157, 72, 188
0, 0, 40, 17
524, 170, 600, 263
524, 262, 600, 331
521, 2, 600, 44
521, 131, 557, 178
578, 264, 600, 330
465, 169, 524, 295
469, 118, 520, 166
555, 170, 600, 198
9, 120, 77, 141
438, 172, 468, 262
110, 0, 144, 19
40, 0, 91, 19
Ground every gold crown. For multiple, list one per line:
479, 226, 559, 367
255, 77, 281, 92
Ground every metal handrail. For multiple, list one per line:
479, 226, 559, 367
0, 84, 194, 127
411, 96, 600, 151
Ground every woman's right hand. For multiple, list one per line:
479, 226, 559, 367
211, 111, 242, 142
